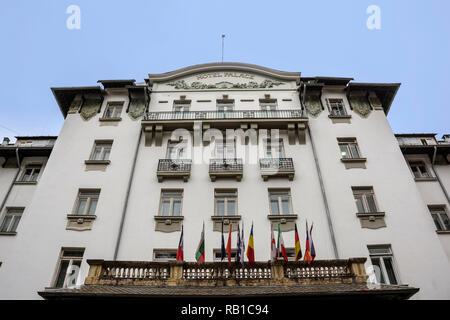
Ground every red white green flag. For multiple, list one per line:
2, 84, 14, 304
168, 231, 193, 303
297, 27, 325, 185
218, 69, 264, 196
195, 223, 205, 263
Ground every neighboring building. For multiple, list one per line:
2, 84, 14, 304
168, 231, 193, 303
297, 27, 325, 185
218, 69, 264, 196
0, 63, 449, 300
396, 133, 450, 260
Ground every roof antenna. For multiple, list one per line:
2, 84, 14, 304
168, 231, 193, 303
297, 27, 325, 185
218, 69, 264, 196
221, 34, 225, 63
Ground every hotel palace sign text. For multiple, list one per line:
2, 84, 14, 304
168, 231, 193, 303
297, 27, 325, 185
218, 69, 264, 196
195, 72, 255, 80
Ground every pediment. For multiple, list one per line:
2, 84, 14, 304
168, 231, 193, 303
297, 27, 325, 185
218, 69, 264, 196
148, 63, 300, 91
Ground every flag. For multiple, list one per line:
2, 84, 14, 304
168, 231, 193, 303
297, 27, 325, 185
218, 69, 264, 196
246, 223, 255, 265
176, 225, 184, 262
294, 223, 302, 261
195, 222, 205, 263
240, 222, 245, 266
270, 229, 277, 262
220, 219, 226, 261
310, 223, 316, 261
277, 224, 288, 262
236, 224, 241, 263
304, 221, 312, 264
226, 223, 232, 266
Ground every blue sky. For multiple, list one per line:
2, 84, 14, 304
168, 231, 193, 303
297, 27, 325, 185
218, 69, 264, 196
0, 0, 448, 140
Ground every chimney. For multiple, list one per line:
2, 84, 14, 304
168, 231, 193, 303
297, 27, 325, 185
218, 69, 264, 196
2, 137, 10, 146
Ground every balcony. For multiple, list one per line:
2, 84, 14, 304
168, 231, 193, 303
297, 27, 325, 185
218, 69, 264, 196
209, 158, 243, 181
156, 159, 191, 182
260, 158, 295, 181
38, 258, 419, 300
141, 110, 308, 146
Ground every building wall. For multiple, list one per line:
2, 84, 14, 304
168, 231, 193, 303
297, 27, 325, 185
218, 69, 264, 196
0, 69, 449, 299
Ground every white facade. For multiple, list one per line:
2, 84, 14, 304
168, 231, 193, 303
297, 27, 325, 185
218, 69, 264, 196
0, 63, 449, 299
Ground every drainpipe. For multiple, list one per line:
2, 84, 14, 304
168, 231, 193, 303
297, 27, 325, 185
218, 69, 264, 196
0, 148, 21, 215
431, 146, 450, 204
113, 130, 143, 260
300, 83, 340, 259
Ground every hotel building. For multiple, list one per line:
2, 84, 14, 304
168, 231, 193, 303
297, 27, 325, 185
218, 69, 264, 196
0, 63, 449, 300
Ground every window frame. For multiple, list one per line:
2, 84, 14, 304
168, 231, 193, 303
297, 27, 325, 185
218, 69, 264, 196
52, 248, 84, 289
214, 137, 236, 160
264, 138, 285, 158
73, 189, 100, 216
103, 102, 124, 119
0, 207, 24, 233
327, 98, 347, 116
277, 247, 296, 261
214, 189, 238, 216
159, 189, 184, 217
352, 187, 379, 214
408, 160, 431, 179
338, 138, 362, 159
153, 249, 178, 262
18, 163, 42, 182
213, 248, 237, 261
268, 189, 293, 215
166, 139, 187, 160
216, 102, 234, 118
89, 140, 113, 161
428, 206, 450, 231
368, 246, 399, 285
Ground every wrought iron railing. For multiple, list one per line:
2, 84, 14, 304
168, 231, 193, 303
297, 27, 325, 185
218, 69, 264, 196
209, 158, 243, 172
259, 158, 294, 171
157, 159, 192, 172
143, 109, 305, 121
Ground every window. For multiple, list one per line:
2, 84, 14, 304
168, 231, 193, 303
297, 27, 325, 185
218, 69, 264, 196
409, 161, 430, 178
269, 189, 293, 215
90, 141, 112, 161
215, 138, 235, 160
260, 103, 277, 117
352, 188, 379, 214
173, 103, 190, 113
0, 208, 24, 233
327, 99, 347, 116
429, 206, 450, 231
153, 249, 177, 261
167, 139, 186, 160
278, 248, 296, 261
53, 249, 84, 288
19, 164, 42, 182
368, 246, 398, 285
264, 139, 285, 158
217, 103, 234, 118
73, 190, 100, 216
338, 138, 361, 159
215, 190, 237, 216
213, 249, 237, 261
159, 190, 183, 216
103, 102, 123, 119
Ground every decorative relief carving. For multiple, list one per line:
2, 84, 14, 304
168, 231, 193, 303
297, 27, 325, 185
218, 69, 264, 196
166, 79, 284, 90
349, 93, 371, 118
368, 95, 383, 110
80, 99, 102, 121
128, 98, 145, 120
68, 98, 83, 114
304, 93, 322, 117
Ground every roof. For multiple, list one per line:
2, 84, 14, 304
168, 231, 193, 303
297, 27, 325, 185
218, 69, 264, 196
347, 82, 401, 115
39, 283, 418, 300
51, 86, 103, 119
